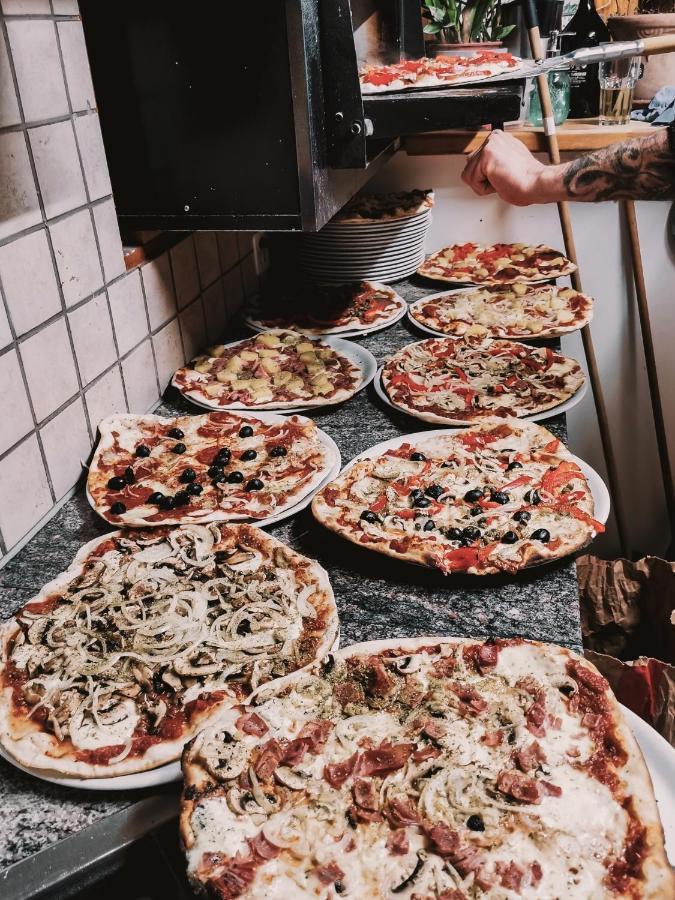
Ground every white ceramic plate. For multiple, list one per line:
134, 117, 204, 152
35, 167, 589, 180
305, 228, 430, 246
299, 241, 428, 259
373, 365, 588, 427
302, 256, 426, 277
323, 212, 431, 234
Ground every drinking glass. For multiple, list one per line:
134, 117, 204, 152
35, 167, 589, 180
598, 56, 642, 126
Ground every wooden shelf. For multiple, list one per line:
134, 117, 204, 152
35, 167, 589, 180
404, 118, 662, 156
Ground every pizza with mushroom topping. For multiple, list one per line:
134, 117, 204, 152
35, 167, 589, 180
311, 420, 604, 575
333, 190, 434, 223
87, 412, 336, 527
418, 243, 577, 285
381, 337, 585, 425
0, 524, 338, 777
409, 284, 594, 339
181, 637, 674, 899
244, 282, 406, 336
359, 52, 520, 94
172, 330, 363, 411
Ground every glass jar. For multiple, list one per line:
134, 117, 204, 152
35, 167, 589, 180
528, 69, 571, 127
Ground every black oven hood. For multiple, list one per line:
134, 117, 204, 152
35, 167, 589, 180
80, 0, 522, 232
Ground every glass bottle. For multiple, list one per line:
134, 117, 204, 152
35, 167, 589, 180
528, 31, 570, 127
561, 0, 611, 118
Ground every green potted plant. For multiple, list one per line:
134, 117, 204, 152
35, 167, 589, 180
608, 0, 675, 100
422, 0, 515, 54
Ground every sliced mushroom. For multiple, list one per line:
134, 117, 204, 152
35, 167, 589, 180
274, 766, 307, 791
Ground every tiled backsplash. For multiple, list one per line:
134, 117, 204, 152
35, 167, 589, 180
0, 1, 256, 564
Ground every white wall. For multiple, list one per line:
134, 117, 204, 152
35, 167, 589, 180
368, 151, 675, 558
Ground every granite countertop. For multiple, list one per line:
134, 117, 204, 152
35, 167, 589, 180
0, 276, 582, 878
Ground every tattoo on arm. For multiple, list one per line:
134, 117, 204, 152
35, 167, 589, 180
562, 128, 675, 201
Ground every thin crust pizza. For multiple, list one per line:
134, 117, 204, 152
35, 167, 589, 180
172, 330, 363, 411
333, 190, 434, 224
0, 524, 338, 778
418, 243, 577, 285
360, 52, 520, 94
244, 282, 406, 336
409, 284, 594, 339
381, 337, 585, 425
311, 420, 604, 575
181, 636, 674, 899
87, 412, 336, 527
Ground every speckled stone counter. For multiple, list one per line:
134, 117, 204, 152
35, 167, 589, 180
0, 276, 582, 875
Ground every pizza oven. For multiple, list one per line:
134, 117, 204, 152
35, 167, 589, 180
79, 0, 523, 232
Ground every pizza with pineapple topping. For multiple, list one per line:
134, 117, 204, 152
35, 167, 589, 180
172, 330, 363, 410
418, 243, 577, 285
409, 284, 594, 339
87, 411, 336, 527
311, 419, 604, 575
181, 637, 674, 899
381, 336, 585, 425
0, 524, 337, 778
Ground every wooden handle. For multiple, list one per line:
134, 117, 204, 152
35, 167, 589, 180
641, 34, 675, 56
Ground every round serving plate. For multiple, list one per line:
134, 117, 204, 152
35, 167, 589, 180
372, 365, 588, 427
306, 224, 430, 244
299, 249, 427, 266
301, 253, 426, 275
299, 239, 428, 258
324, 211, 431, 233
301, 267, 424, 285
417, 269, 568, 288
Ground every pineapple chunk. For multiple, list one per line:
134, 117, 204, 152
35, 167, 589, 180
465, 323, 487, 337
195, 361, 212, 374
273, 372, 292, 386
317, 349, 334, 360
299, 351, 318, 365
260, 357, 280, 375
258, 348, 278, 358
512, 283, 527, 296
524, 318, 544, 334
255, 333, 282, 348
225, 355, 245, 373
206, 345, 225, 358
287, 376, 305, 394
216, 370, 236, 383
296, 341, 315, 354
559, 288, 576, 299
240, 350, 259, 362
313, 379, 333, 395
559, 312, 575, 324
205, 384, 223, 397
475, 267, 489, 277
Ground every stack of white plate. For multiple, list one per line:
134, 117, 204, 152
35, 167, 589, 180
299, 208, 431, 283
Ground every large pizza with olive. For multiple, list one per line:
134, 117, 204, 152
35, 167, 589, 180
311, 420, 604, 575
0, 524, 337, 777
181, 637, 674, 899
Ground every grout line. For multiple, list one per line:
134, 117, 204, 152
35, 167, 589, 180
0, 107, 89, 137
0, 193, 113, 250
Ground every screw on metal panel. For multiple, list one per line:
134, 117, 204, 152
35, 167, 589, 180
350, 121, 362, 135
334, 111, 344, 122
184, 205, 190, 212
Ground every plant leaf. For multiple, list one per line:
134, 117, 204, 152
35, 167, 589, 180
423, 22, 443, 33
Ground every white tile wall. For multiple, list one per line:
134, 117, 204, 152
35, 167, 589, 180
0, 1, 251, 562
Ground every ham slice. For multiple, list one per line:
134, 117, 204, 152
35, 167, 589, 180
235, 712, 268, 736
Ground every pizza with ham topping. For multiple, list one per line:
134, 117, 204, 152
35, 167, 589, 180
87, 411, 336, 527
332, 190, 434, 223
172, 330, 363, 411
418, 243, 577, 285
359, 52, 520, 95
381, 336, 585, 425
180, 637, 674, 899
0, 524, 337, 778
311, 419, 604, 575
244, 281, 406, 336
409, 284, 594, 339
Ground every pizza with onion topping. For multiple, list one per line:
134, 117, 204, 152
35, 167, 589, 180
87, 412, 336, 527
409, 284, 594, 339
418, 243, 577, 285
181, 637, 674, 899
381, 337, 585, 425
311, 420, 604, 575
0, 524, 337, 777
359, 52, 520, 94
172, 330, 363, 410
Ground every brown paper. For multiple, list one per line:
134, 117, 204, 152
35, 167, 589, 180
577, 555, 675, 746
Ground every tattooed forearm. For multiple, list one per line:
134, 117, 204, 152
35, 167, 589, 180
561, 129, 675, 201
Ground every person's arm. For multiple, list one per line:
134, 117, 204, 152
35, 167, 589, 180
461, 126, 675, 205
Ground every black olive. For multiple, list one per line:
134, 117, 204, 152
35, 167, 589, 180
464, 488, 483, 503
222, 731, 234, 743
186, 483, 203, 496
152, 671, 169, 694
148, 491, 164, 504
512, 510, 531, 523
559, 683, 575, 697
158, 495, 176, 510
467, 814, 485, 832
245, 478, 264, 491
507, 461, 523, 471
413, 496, 431, 508
239, 425, 254, 438
179, 468, 196, 483
360, 510, 380, 524
135, 444, 150, 457
462, 526, 481, 541
214, 448, 231, 464
123, 466, 135, 484
501, 531, 519, 544
269, 446, 287, 458
211, 472, 227, 484
409, 488, 424, 501
321, 654, 335, 674
174, 490, 190, 506
215, 550, 231, 563
208, 465, 224, 478
524, 489, 541, 505
425, 484, 444, 500
446, 527, 463, 541
423, 519, 436, 531
110, 501, 126, 515
410, 451, 426, 461
470, 506, 482, 517
531, 528, 551, 543
172, 442, 186, 454
168, 427, 184, 439
227, 471, 244, 484
491, 491, 509, 504
236, 619, 251, 635
334, 882, 345, 894
240, 449, 257, 461
107, 476, 126, 491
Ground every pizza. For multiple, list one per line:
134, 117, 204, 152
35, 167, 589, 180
0, 523, 338, 778
409, 284, 594, 339
311, 419, 604, 575
244, 282, 406, 335
172, 330, 363, 411
181, 636, 674, 899
381, 337, 585, 425
418, 243, 577, 285
332, 190, 434, 224
360, 51, 520, 94
87, 412, 336, 527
